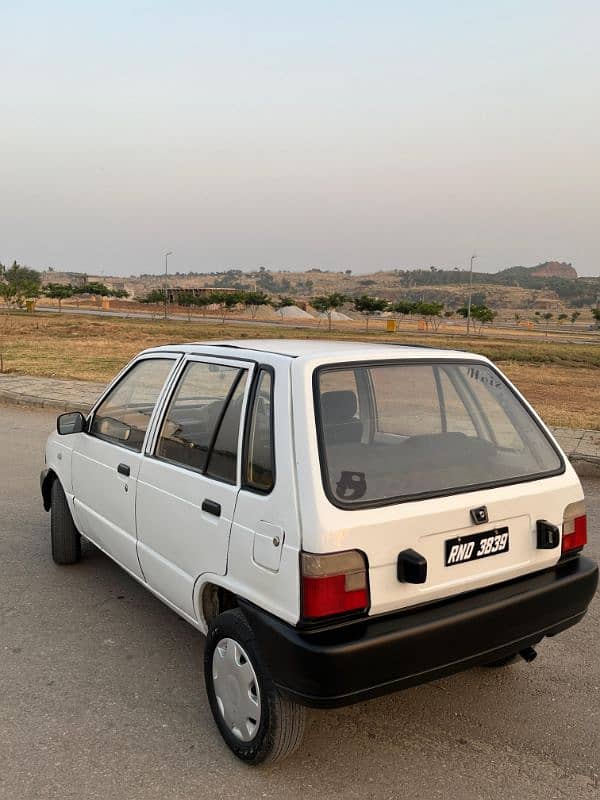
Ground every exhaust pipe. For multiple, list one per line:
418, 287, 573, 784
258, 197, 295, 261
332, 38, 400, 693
520, 646, 537, 663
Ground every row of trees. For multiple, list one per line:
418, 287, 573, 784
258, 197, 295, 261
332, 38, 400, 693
42, 282, 129, 311
140, 289, 278, 322
141, 287, 498, 333
0, 263, 128, 310
312, 294, 495, 333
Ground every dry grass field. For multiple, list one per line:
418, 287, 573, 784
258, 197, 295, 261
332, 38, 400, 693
1, 311, 598, 429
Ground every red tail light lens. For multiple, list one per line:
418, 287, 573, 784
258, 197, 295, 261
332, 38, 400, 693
301, 550, 369, 620
562, 500, 587, 554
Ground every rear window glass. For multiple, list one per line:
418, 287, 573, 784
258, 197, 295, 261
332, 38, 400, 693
315, 362, 562, 507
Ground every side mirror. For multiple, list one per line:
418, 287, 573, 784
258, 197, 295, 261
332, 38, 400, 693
57, 411, 86, 435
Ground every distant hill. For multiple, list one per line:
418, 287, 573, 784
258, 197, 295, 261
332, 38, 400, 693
531, 261, 578, 279
498, 262, 577, 282
39, 260, 598, 309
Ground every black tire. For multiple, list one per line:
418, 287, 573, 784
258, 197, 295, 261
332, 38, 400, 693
50, 479, 81, 565
204, 608, 306, 765
484, 654, 519, 668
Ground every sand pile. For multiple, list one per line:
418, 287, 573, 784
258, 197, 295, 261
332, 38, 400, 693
277, 305, 315, 320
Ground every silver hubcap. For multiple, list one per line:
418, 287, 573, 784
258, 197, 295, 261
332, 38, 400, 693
212, 638, 261, 742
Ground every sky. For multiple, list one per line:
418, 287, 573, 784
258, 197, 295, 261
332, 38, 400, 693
1, 1, 599, 277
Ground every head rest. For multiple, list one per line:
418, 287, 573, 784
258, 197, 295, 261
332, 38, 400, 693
321, 390, 358, 423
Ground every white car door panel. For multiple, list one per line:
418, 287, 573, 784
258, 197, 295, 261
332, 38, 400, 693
136, 463, 239, 616
135, 357, 253, 618
72, 437, 142, 575
71, 355, 178, 577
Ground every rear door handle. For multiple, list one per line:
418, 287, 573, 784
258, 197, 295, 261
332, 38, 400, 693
202, 499, 221, 517
117, 463, 131, 477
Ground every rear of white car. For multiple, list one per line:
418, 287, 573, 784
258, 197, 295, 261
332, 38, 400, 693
241, 347, 597, 708
41, 340, 597, 764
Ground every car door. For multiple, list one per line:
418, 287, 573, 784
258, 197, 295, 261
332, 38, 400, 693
71, 354, 179, 578
136, 356, 254, 617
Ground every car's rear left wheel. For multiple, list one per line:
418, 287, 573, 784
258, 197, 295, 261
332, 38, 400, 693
204, 608, 306, 764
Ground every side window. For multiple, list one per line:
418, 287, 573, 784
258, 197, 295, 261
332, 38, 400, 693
156, 361, 245, 475
205, 372, 248, 483
245, 370, 274, 492
90, 358, 175, 451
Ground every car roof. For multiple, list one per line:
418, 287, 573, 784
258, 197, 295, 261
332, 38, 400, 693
146, 338, 483, 363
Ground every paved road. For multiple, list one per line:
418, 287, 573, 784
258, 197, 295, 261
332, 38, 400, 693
1, 403, 599, 800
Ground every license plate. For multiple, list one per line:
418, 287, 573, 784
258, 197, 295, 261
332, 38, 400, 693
445, 527, 509, 566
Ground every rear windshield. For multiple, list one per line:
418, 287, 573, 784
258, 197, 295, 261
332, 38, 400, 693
315, 361, 563, 507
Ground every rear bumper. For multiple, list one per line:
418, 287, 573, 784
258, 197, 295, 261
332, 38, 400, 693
239, 556, 598, 708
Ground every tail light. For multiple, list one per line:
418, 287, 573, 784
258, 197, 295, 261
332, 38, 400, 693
301, 550, 369, 620
562, 500, 587, 555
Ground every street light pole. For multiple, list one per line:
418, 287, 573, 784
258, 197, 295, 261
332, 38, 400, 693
164, 250, 173, 320
466, 253, 477, 335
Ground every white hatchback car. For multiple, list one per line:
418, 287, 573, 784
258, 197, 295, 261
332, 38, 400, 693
41, 340, 597, 764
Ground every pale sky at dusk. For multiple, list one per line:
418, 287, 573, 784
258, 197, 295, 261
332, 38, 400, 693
1, 1, 599, 276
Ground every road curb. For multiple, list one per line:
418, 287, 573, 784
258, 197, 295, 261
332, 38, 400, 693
570, 455, 600, 478
0, 388, 93, 414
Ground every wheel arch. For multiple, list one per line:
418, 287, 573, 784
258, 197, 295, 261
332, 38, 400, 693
198, 581, 239, 632
41, 468, 58, 512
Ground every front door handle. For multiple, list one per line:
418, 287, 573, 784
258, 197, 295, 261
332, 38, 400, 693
117, 463, 131, 477
202, 499, 221, 517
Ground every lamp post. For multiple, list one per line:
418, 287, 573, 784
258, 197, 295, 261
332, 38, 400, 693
164, 251, 173, 319
466, 253, 477, 334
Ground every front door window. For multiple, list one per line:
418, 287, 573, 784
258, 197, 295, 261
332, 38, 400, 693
90, 359, 175, 451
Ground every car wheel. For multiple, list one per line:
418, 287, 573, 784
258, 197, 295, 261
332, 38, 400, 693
204, 608, 306, 765
50, 479, 81, 565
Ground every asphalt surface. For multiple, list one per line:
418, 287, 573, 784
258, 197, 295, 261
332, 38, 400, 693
1, 403, 599, 800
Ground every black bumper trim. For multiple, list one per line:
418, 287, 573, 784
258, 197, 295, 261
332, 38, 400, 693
239, 557, 598, 708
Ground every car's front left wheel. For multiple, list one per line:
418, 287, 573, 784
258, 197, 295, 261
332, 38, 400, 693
204, 608, 306, 765
50, 479, 81, 565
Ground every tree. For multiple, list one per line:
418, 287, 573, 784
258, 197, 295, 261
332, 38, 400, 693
312, 293, 347, 332
140, 290, 165, 304
0, 262, 41, 309
558, 313, 568, 325
592, 307, 600, 328
111, 288, 129, 299
44, 283, 73, 312
542, 312, 553, 335
193, 293, 212, 317
416, 301, 444, 331
176, 291, 197, 321
570, 310, 581, 326
73, 282, 111, 297
209, 290, 243, 323
352, 295, 388, 331
389, 299, 417, 320
456, 304, 496, 334
243, 290, 271, 320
